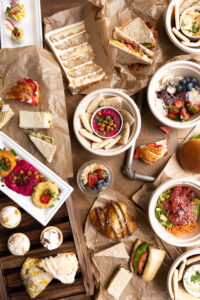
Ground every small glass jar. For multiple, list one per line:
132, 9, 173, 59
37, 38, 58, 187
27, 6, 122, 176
77, 160, 113, 197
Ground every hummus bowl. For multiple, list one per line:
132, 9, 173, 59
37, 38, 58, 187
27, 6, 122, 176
73, 88, 141, 156
165, 0, 200, 53
148, 178, 200, 247
147, 60, 200, 129
167, 249, 200, 299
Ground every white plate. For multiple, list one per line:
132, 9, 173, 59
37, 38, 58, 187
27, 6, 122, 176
0, 0, 43, 48
0, 132, 73, 226
73, 88, 141, 156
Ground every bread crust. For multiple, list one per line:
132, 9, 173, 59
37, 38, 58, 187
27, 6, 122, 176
178, 139, 200, 173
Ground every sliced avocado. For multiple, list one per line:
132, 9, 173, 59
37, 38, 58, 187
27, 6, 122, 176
30, 132, 54, 144
134, 242, 149, 274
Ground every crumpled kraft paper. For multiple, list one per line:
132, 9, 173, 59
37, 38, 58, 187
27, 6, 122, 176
84, 189, 175, 300
0, 46, 73, 179
43, 2, 113, 95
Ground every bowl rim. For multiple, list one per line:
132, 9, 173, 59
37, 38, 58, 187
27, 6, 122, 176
73, 88, 141, 156
90, 105, 123, 139
167, 248, 200, 299
180, 5, 200, 40
147, 60, 200, 129
165, 0, 200, 54
148, 178, 200, 247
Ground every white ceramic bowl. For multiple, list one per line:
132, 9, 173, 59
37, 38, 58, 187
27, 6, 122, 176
180, 6, 200, 41
73, 88, 141, 156
147, 60, 200, 129
165, 0, 200, 54
148, 178, 200, 247
167, 249, 200, 299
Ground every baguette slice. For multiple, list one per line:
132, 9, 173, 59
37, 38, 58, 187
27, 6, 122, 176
142, 246, 165, 282
19, 111, 52, 129
107, 266, 132, 299
95, 243, 129, 259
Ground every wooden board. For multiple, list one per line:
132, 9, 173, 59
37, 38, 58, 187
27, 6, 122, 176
0, 192, 94, 300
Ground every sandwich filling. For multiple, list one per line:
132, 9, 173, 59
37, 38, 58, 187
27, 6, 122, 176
109, 38, 144, 57
134, 242, 149, 275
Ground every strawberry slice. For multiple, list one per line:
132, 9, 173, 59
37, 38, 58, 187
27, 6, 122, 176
180, 107, 189, 120
88, 173, 98, 188
168, 104, 179, 115
134, 148, 140, 159
187, 103, 200, 114
160, 126, 169, 134
174, 100, 184, 109
94, 169, 106, 180
168, 113, 178, 120
27, 79, 37, 93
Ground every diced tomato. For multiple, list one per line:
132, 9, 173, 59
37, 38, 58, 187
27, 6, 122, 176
40, 193, 51, 204
174, 100, 184, 109
88, 173, 98, 188
160, 126, 169, 134
134, 148, 140, 159
138, 251, 148, 274
126, 44, 133, 51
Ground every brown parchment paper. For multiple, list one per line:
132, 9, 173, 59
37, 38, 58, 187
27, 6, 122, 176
88, 0, 173, 95
84, 189, 175, 300
0, 46, 73, 179
43, 2, 113, 95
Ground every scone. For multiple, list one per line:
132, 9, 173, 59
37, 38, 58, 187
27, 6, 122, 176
8, 233, 30, 256
21, 257, 53, 299
39, 252, 78, 284
0, 206, 21, 228
40, 226, 63, 250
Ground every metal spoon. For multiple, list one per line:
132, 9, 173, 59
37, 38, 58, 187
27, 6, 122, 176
122, 89, 155, 183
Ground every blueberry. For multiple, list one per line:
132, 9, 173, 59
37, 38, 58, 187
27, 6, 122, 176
102, 181, 107, 187
104, 176, 109, 183
180, 78, 187, 85
95, 182, 102, 191
176, 85, 182, 92
193, 84, 199, 90
191, 77, 198, 85
92, 186, 97, 191
182, 85, 187, 91
184, 76, 191, 83
186, 82, 193, 91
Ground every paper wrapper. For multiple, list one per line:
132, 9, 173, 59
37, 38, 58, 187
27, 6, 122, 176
43, 2, 113, 95
84, 189, 174, 300
0, 46, 73, 179
88, 0, 181, 95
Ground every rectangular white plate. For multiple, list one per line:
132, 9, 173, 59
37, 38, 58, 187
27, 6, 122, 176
0, 0, 43, 48
0, 132, 73, 226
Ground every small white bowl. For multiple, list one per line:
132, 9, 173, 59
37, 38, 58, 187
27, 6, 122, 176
167, 249, 200, 299
91, 106, 123, 139
165, 0, 200, 54
148, 178, 200, 247
180, 6, 200, 40
73, 88, 141, 156
147, 60, 200, 129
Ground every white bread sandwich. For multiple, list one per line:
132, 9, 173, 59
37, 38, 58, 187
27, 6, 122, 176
46, 21, 106, 95
94, 243, 129, 259
118, 18, 157, 49
107, 266, 132, 298
130, 239, 166, 282
19, 111, 52, 129
27, 132, 56, 163
0, 98, 14, 129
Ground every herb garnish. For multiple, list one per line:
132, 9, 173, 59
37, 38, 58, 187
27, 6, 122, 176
191, 271, 200, 283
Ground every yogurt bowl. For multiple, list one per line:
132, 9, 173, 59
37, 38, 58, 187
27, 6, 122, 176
147, 60, 200, 129
148, 178, 200, 247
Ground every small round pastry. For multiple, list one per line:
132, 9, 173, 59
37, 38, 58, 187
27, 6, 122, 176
40, 226, 63, 250
8, 233, 30, 256
0, 206, 21, 228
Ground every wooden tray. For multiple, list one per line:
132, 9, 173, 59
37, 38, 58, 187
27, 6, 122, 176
0, 192, 94, 300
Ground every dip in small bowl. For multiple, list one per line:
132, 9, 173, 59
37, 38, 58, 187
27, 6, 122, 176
180, 6, 200, 40
91, 106, 123, 139
183, 264, 200, 297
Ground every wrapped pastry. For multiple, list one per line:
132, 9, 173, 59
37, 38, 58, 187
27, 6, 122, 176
21, 257, 53, 299
134, 139, 168, 165
89, 201, 138, 240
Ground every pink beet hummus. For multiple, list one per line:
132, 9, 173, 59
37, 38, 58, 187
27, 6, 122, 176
5, 160, 41, 196
92, 107, 122, 138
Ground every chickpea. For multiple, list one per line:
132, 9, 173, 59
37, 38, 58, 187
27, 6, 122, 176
19, 170, 24, 175
1, 178, 5, 182
102, 131, 106, 135
35, 175, 39, 179
106, 126, 110, 131
34, 171, 38, 175
110, 127, 114, 131
27, 171, 32, 176
13, 176, 17, 180
39, 174, 44, 179
113, 124, 117, 128
23, 176, 28, 180
97, 122, 101, 127
97, 111, 102, 116
11, 180, 15, 184
105, 121, 108, 125
106, 116, 110, 120
99, 127, 104, 131
101, 123, 105, 128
